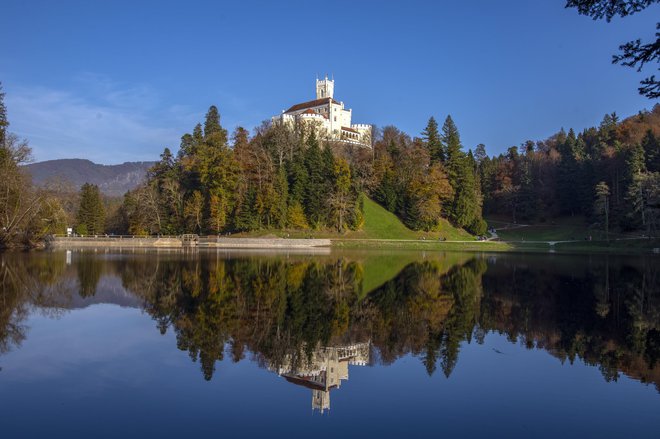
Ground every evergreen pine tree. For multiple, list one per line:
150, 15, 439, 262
594, 182, 611, 240
287, 155, 309, 206
641, 129, 660, 172
620, 143, 647, 229
376, 168, 399, 212
422, 116, 444, 163
203, 105, 226, 144
76, 183, 105, 235
234, 186, 257, 231
303, 131, 325, 226
442, 115, 463, 187
439, 115, 484, 231
272, 166, 289, 228
178, 133, 194, 159
452, 157, 483, 232
192, 123, 204, 147
558, 129, 581, 215
474, 144, 487, 166
625, 143, 647, 181
232, 126, 250, 152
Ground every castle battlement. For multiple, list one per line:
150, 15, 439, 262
299, 113, 326, 119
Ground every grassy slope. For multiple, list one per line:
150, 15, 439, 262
345, 196, 474, 241
236, 195, 475, 241
352, 196, 419, 239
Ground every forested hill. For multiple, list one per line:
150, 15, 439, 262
25, 159, 155, 197
479, 104, 660, 234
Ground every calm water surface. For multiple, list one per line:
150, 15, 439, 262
1, 249, 659, 438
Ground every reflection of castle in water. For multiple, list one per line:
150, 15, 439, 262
270, 341, 371, 413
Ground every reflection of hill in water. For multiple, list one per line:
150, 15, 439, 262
68, 276, 142, 309
1, 250, 659, 400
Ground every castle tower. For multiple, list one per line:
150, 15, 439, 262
316, 75, 334, 99
312, 389, 330, 413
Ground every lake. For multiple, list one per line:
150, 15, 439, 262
1, 249, 659, 438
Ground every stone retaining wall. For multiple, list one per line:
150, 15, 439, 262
49, 237, 331, 249
210, 238, 330, 248
49, 237, 182, 248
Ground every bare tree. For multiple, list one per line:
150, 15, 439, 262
0, 134, 42, 246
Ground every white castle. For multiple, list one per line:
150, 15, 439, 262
272, 76, 372, 147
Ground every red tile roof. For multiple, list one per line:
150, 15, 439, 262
283, 375, 338, 391
341, 126, 358, 133
285, 97, 339, 113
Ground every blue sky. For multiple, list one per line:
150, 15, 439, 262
0, 0, 657, 164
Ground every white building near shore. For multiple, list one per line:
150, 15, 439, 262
272, 76, 372, 147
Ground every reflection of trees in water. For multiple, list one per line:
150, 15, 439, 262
0, 257, 30, 354
1, 251, 659, 391
120, 255, 490, 381
355, 258, 486, 377
0, 252, 70, 354
76, 257, 103, 298
125, 254, 659, 388
120, 256, 363, 381
479, 256, 660, 390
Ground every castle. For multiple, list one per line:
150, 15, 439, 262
272, 76, 372, 147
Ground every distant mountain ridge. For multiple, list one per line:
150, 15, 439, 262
25, 158, 155, 197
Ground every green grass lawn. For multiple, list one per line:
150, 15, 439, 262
234, 195, 474, 242
345, 196, 474, 241
490, 216, 649, 244
496, 224, 590, 241
355, 195, 420, 239
492, 216, 603, 241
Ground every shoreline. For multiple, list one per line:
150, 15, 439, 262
46, 236, 332, 249
37, 236, 660, 255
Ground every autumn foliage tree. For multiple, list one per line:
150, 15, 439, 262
479, 104, 660, 237
0, 82, 65, 247
120, 106, 364, 235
